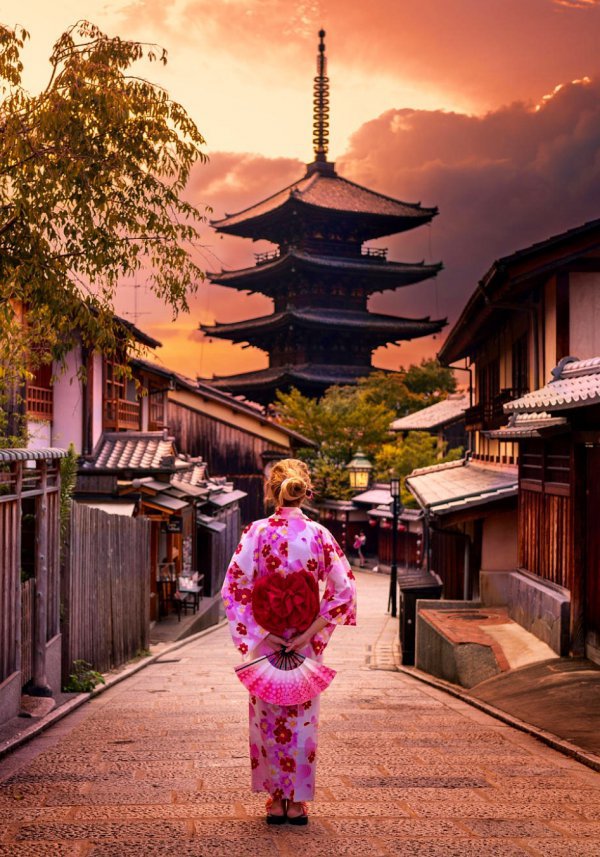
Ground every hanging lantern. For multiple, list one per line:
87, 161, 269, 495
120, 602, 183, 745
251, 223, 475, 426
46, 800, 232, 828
368, 518, 378, 527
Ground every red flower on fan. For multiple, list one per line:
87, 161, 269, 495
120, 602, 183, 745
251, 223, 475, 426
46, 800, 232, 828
252, 570, 319, 635
280, 756, 296, 773
236, 622, 247, 636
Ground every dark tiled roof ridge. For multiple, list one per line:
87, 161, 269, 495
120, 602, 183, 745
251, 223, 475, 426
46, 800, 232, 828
210, 172, 317, 227
317, 172, 436, 215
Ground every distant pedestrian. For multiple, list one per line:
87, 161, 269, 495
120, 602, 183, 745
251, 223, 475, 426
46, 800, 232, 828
353, 531, 367, 567
221, 458, 357, 826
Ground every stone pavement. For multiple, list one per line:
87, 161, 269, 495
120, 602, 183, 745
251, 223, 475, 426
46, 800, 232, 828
2, 571, 600, 856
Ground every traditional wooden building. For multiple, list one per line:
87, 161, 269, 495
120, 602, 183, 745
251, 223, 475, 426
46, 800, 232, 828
201, 31, 444, 404
497, 357, 600, 663
408, 217, 600, 655
131, 358, 315, 522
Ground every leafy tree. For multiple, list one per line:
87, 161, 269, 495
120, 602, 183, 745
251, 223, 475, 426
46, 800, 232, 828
374, 431, 463, 505
275, 385, 394, 465
0, 21, 208, 394
275, 361, 461, 501
402, 359, 456, 403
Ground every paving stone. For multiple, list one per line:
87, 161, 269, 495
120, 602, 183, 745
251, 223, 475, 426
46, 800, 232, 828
14, 821, 188, 841
382, 838, 530, 856
0, 845, 83, 856
460, 819, 559, 837
86, 837, 281, 857
523, 839, 600, 857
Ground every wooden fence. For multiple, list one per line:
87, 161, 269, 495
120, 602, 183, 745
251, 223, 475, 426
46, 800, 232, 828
20, 579, 35, 686
62, 503, 151, 675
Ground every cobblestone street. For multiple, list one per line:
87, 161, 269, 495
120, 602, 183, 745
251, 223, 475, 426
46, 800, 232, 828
2, 570, 600, 856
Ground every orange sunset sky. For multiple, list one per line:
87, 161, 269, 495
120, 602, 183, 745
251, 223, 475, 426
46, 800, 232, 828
5, 0, 600, 382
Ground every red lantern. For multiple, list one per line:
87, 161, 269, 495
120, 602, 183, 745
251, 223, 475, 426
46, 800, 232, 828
368, 518, 377, 527
397, 523, 407, 532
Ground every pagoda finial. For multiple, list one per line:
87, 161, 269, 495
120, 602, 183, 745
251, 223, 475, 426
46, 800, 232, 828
312, 29, 329, 162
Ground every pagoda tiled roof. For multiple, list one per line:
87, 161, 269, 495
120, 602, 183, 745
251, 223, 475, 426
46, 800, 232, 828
209, 250, 442, 292
202, 308, 446, 342
210, 363, 375, 393
211, 167, 437, 237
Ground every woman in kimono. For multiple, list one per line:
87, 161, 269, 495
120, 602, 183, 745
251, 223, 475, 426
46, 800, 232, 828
221, 458, 357, 825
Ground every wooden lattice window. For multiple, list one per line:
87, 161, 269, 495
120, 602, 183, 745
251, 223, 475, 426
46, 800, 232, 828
103, 358, 140, 431
520, 437, 571, 496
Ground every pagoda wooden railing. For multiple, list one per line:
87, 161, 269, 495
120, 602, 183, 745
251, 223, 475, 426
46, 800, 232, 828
254, 250, 280, 266
26, 384, 53, 421
103, 397, 141, 431
361, 247, 388, 261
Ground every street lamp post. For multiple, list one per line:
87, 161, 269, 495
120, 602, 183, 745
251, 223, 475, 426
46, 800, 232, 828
388, 476, 401, 618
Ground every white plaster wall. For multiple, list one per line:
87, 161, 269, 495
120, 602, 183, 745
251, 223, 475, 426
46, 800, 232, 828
51, 349, 84, 452
481, 508, 518, 571
570, 272, 600, 359
27, 419, 52, 450
92, 352, 103, 448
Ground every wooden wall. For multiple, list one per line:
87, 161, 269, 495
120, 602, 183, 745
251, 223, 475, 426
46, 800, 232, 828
167, 401, 289, 522
519, 488, 574, 592
0, 496, 19, 684
63, 503, 151, 675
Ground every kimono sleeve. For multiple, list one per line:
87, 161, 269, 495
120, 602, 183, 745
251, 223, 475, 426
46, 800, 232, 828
221, 522, 270, 656
318, 529, 357, 626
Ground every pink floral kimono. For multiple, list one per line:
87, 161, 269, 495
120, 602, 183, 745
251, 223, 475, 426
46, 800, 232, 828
221, 505, 357, 802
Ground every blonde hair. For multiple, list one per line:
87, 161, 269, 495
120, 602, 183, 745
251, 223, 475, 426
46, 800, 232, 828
265, 458, 312, 506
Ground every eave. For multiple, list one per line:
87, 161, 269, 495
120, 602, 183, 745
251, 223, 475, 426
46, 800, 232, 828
208, 251, 442, 293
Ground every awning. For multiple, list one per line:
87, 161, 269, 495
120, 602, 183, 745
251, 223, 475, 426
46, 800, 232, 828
208, 489, 247, 507
505, 356, 600, 414
142, 493, 189, 514
406, 458, 517, 517
352, 486, 392, 506
78, 501, 136, 517
485, 412, 568, 440
196, 514, 228, 533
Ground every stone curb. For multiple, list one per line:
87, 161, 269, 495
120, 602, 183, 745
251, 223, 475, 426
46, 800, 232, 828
0, 618, 228, 762
396, 663, 600, 774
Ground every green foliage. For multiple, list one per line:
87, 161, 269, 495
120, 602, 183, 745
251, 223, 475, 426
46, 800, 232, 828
275, 384, 394, 465
59, 443, 78, 543
374, 432, 463, 505
0, 20, 208, 384
357, 360, 456, 416
63, 659, 106, 693
275, 361, 461, 501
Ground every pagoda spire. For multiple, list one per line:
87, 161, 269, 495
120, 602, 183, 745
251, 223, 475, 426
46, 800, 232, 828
313, 29, 329, 162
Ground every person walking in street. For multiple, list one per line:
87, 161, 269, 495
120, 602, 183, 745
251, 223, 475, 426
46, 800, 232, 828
353, 530, 367, 568
221, 458, 357, 825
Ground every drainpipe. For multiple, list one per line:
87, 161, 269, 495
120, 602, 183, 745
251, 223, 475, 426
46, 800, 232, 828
442, 359, 473, 454
463, 532, 471, 601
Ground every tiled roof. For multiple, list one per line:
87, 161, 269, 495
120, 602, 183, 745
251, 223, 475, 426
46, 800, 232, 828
352, 486, 394, 506
209, 251, 441, 291
204, 308, 445, 340
0, 448, 68, 461
212, 170, 436, 231
406, 458, 517, 516
84, 432, 191, 472
485, 411, 568, 439
505, 357, 600, 413
391, 395, 469, 431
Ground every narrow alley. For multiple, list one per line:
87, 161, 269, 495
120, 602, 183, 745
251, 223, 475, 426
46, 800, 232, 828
2, 571, 600, 856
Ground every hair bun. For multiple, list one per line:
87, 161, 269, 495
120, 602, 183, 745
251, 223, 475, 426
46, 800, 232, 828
280, 476, 306, 503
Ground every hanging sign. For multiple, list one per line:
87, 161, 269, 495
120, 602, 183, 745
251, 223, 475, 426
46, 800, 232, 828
163, 516, 183, 534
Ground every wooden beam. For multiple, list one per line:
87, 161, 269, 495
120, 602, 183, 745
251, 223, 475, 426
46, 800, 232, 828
556, 272, 570, 361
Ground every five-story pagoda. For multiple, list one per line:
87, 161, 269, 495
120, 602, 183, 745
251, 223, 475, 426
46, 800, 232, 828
202, 31, 445, 405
